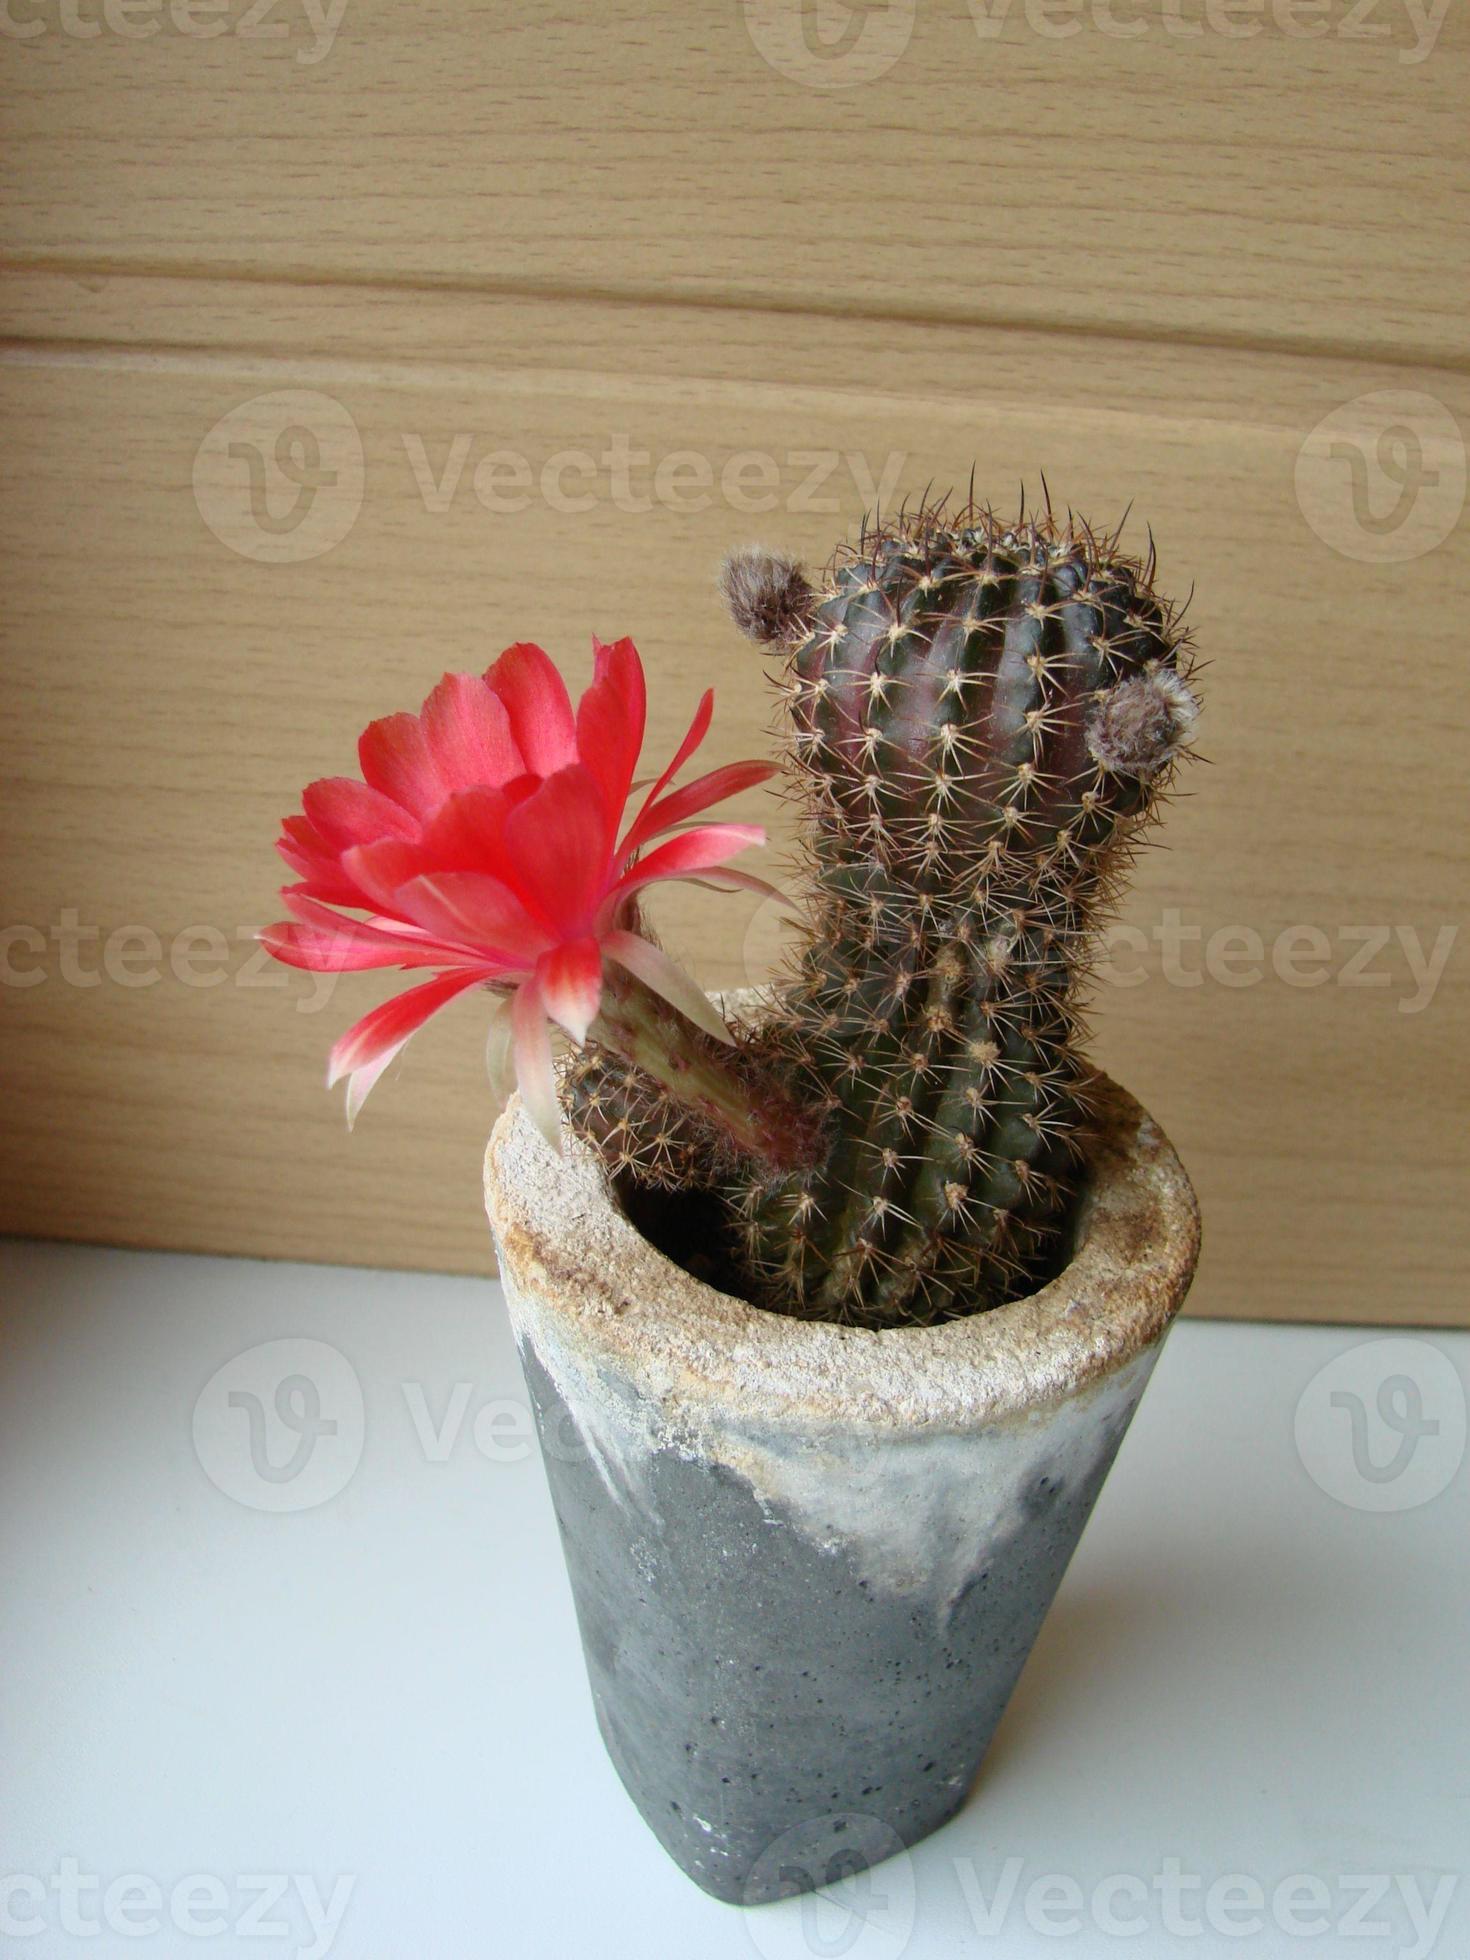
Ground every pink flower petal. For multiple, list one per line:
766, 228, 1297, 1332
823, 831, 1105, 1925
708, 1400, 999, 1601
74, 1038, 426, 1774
341, 839, 430, 916
510, 979, 562, 1152
326, 967, 491, 1088
534, 936, 603, 1045
608, 824, 766, 906
418, 782, 535, 872
620, 757, 777, 854
260, 918, 451, 973
280, 887, 408, 937
302, 777, 419, 852
576, 636, 645, 823
596, 635, 646, 723
276, 821, 364, 907
344, 1044, 405, 1129
500, 765, 616, 935
483, 994, 519, 1120
601, 928, 734, 1046
420, 672, 526, 792
622, 687, 713, 841
358, 712, 447, 822
345, 789, 539, 921
281, 813, 333, 857
484, 642, 578, 777
395, 872, 551, 967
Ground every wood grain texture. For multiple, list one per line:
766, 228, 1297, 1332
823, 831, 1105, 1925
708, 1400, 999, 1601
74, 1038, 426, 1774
2, 273, 1466, 1320
2, 0, 1467, 365
2, 0, 1466, 1319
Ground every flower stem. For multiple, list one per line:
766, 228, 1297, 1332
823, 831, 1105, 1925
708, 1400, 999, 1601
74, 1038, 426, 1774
587, 966, 822, 1177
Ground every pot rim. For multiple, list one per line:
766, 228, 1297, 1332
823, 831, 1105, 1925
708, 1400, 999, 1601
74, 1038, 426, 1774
484, 1067, 1200, 1432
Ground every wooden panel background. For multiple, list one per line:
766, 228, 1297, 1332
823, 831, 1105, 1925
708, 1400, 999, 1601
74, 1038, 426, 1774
2, 1, 1467, 1322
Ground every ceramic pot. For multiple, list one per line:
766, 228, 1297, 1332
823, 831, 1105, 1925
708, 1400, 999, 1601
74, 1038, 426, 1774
484, 1072, 1199, 1905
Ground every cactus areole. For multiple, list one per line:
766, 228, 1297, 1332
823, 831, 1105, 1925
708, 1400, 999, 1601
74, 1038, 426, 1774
569, 499, 1201, 1330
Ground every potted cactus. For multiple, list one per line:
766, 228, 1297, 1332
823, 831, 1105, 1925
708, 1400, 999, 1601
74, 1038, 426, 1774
264, 498, 1202, 1906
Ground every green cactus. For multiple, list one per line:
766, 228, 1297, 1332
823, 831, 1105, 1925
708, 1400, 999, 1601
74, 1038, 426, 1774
569, 498, 1199, 1328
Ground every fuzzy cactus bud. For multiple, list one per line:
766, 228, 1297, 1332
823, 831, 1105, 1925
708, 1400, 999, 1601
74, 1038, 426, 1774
720, 547, 818, 648
1087, 668, 1199, 780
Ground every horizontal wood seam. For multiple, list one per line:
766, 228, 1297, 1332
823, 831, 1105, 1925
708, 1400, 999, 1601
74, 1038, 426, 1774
3, 255, 1465, 380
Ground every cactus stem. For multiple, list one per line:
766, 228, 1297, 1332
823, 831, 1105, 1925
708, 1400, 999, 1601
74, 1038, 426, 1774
586, 966, 823, 1179
569, 493, 1199, 1327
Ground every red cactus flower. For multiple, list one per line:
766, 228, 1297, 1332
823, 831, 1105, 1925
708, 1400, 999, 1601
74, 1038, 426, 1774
262, 638, 776, 1142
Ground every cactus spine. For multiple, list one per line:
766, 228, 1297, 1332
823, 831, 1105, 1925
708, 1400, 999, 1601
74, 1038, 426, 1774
570, 499, 1199, 1329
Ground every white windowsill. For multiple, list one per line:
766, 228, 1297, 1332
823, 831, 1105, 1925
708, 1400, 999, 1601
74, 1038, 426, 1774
2, 1239, 1465, 1958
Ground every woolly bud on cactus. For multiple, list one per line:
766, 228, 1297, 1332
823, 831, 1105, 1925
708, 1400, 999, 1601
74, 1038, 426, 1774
570, 498, 1200, 1329
719, 547, 817, 648
1086, 668, 1198, 779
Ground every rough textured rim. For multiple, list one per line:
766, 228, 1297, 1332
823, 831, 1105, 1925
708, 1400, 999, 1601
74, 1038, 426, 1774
484, 1071, 1200, 1433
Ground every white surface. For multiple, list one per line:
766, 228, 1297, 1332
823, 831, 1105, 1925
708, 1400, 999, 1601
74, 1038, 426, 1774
1, 1238, 1466, 1960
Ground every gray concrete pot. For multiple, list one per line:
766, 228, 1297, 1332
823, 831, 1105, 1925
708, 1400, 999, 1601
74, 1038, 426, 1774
483, 1072, 1199, 1906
